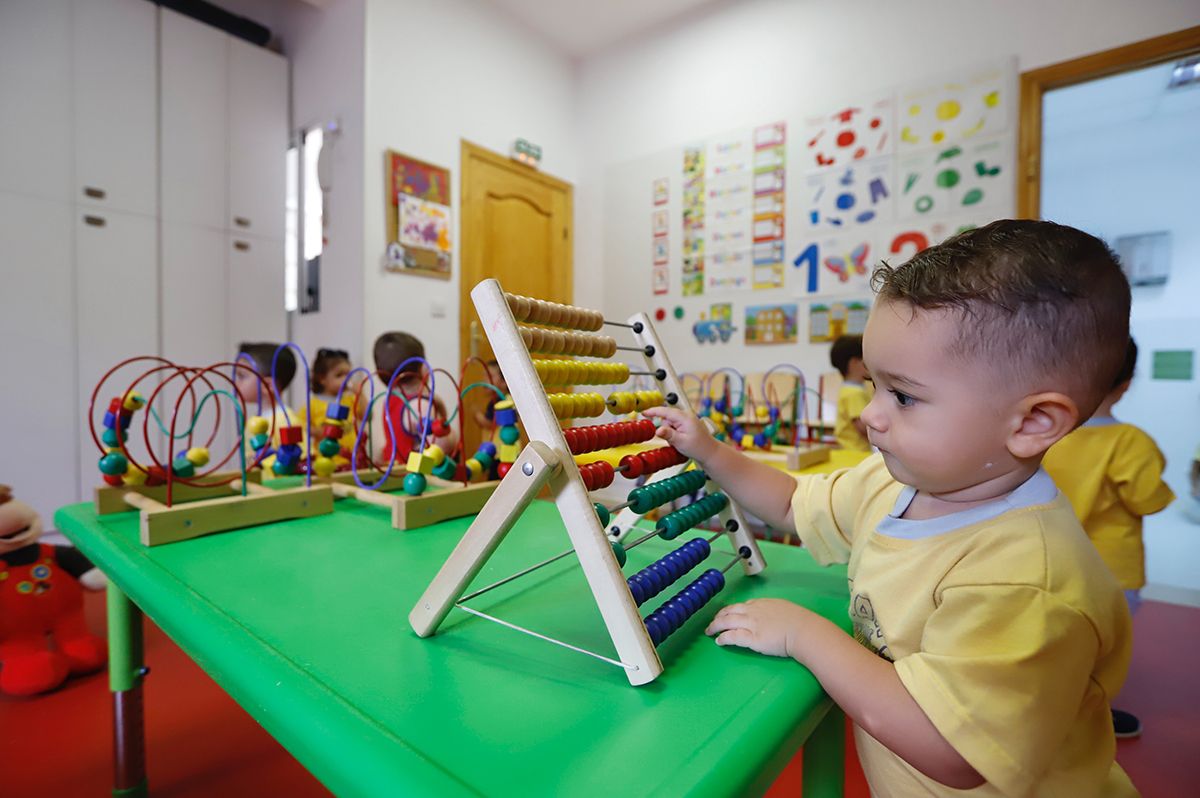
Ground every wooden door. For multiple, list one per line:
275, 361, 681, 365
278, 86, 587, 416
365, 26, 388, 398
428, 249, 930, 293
459, 140, 572, 455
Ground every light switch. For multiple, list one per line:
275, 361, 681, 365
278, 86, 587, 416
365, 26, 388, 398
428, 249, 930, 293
431, 301, 447, 318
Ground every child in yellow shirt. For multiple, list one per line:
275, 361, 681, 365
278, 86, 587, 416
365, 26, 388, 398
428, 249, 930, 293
830, 334, 872, 452
298, 347, 361, 468
648, 220, 1135, 797
1043, 337, 1174, 738
233, 342, 298, 476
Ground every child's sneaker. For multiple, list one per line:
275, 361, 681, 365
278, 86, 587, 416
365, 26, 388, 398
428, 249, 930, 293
1112, 709, 1142, 739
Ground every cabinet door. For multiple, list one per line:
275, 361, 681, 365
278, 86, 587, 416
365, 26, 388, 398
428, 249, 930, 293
73, 0, 158, 216
75, 209, 158, 498
162, 222, 228, 366
160, 8, 227, 229
228, 38, 288, 240
228, 234, 286, 347
0, 0, 72, 201
0, 194, 76, 523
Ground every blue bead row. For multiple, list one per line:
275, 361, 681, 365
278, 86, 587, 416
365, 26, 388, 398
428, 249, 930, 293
626, 538, 711, 606
643, 568, 725, 646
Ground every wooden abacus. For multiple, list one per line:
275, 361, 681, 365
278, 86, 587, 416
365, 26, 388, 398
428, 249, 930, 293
410, 279, 765, 686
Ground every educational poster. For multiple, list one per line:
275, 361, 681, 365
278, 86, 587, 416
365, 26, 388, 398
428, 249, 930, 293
384, 150, 452, 278
895, 135, 1013, 220
652, 210, 669, 237
884, 217, 984, 262
802, 97, 894, 169
682, 145, 706, 296
745, 303, 799, 345
652, 199, 669, 294
753, 121, 787, 289
793, 232, 877, 297
801, 157, 894, 230
897, 60, 1014, 151
653, 177, 669, 205
705, 131, 754, 291
693, 302, 736, 344
808, 299, 872, 343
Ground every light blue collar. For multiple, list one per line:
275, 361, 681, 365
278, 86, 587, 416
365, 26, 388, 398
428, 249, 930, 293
876, 469, 1059, 540
1083, 416, 1119, 427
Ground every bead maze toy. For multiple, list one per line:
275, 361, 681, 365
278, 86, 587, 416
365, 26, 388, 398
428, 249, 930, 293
410, 280, 766, 686
89, 353, 334, 546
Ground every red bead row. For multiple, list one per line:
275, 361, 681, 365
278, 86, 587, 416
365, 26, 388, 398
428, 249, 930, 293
619, 446, 687, 479
562, 420, 656, 455
578, 461, 616, 491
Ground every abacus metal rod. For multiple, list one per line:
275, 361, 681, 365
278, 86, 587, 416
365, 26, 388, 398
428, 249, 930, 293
720, 553, 747, 574
455, 604, 636, 672
616, 345, 654, 354
457, 547, 578, 603
603, 320, 641, 329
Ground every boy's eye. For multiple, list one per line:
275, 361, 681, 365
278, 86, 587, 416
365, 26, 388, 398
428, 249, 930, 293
889, 389, 915, 407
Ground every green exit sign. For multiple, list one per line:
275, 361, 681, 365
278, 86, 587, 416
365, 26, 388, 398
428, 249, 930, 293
1151, 350, 1194, 381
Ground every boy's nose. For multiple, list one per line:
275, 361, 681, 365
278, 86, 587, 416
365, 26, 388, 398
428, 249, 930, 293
860, 392, 886, 433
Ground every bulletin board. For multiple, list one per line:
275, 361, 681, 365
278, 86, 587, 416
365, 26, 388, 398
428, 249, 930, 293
384, 150, 453, 279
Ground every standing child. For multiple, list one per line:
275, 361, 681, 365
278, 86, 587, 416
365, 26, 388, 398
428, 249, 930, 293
1043, 337, 1174, 737
368, 332, 458, 464
647, 220, 1136, 796
830, 334, 872, 452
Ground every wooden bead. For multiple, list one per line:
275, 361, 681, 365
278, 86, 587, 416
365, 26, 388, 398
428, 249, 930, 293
171, 456, 195, 477
319, 437, 341, 457
98, 451, 128, 476
465, 458, 484, 481
122, 391, 146, 411
496, 462, 512, 479
326, 403, 350, 421
403, 473, 427, 496
247, 416, 270, 436
185, 447, 210, 467
103, 473, 124, 487
498, 442, 520, 462
406, 452, 435, 475
123, 465, 147, 486
423, 444, 446, 467
322, 423, 344, 440
519, 327, 534, 349
312, 456, 336, 477
280, 425, 303, 445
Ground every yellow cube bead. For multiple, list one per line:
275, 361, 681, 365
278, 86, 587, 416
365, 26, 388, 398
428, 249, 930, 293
465, 458, 484, 480
247, 416, 270, 436
122, 391, 146, 411
123, 465, 147, 486
406, 452, 434, 475
312, 456, 336, 477
423, 444, 446, 467
498, 442, 520, 463
185, 447, 210, 467
740, 435, 754, 449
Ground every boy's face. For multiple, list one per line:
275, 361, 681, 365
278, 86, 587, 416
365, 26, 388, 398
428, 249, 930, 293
235, 369, 272, 405
321, 361, 351, 395
860, 300, 1017, 494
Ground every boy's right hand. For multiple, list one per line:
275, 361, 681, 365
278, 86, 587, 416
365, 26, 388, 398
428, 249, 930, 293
643, 407, 720, 467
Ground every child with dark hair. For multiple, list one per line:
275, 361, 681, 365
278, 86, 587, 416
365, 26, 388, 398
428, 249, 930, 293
1043, 337, 1174, 738
299, 347, 359, 469
830, 334, 872, 452
648, 220, 1136, 796
368, 332, 458, 464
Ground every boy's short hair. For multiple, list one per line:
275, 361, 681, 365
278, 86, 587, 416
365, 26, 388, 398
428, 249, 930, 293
238, 342, 296, 391
373, 332, 425, 379
1112, 338, 1137, 389
870, 219, 1130, 418
830, 335, 864, 378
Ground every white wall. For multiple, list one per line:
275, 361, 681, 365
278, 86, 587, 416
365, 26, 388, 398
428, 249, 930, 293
575, 0, 1199, 380
1042, 62, 1200, 598
361, 0, 580, 372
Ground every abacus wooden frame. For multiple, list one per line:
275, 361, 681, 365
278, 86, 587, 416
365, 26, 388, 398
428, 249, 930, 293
409, 279, 766, 686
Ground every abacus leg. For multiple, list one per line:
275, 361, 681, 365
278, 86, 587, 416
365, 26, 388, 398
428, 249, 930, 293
107, 581, 149, 798
801, 704, 845, 798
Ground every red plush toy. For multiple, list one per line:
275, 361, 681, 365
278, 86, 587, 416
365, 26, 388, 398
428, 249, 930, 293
0, 484, 107, 696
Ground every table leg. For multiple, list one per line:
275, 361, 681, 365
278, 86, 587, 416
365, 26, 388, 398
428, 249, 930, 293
107, 581, 149, 798
802, 704, 845, 798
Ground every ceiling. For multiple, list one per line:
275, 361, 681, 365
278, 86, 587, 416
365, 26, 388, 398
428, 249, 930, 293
484, 0, 729, 59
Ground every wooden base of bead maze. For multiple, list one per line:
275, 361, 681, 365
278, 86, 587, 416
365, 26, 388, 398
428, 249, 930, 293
93, 469, 265, 515
121, 479, 334, 547
327, 469, 501, 530
742, 444, 832, 472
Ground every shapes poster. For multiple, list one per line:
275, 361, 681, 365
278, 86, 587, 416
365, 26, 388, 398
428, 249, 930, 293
752, 121, 786, 290
809, 299, 872, 344
897, 61, 1014, 152
693, 302, 736, 344
705, 131, 754, 292
793, 232, 877, 297
682, 145, 705, 296
385, 150, 452, 278
801, 157, 894, 231
895, 135, 1012, 220
745, 303, 798, 345
883, 217, 985, 263
801, 97, 894, 169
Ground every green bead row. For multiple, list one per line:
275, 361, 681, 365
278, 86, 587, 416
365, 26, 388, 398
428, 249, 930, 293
655, 492, 729, 540
627, 469, 708, 514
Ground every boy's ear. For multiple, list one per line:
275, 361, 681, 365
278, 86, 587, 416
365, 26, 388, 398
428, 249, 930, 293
1006, 391, 1079, 459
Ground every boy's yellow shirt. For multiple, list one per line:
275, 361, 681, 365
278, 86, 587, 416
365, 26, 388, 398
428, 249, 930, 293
792, 455, 1135, 797
296, 396, 359, 467
835, 382, 872, 452
1043, 419, 1174, 589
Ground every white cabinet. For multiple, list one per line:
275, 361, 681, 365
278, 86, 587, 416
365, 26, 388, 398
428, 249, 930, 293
0, 194, 76, 523
228, 234, 287, 346
0, 0, 72, 201
73, 0, 158, 216
228, 38, 288, 241
160, 8, 228, 229
74, 209, 158, 498
163, 223, 229, 365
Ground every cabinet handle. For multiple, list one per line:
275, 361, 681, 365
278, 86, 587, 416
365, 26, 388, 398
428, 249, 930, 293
83, 186, 106, 200
233, 240, 251, 251
83, 215, 106, 227
234, 216, 251, 228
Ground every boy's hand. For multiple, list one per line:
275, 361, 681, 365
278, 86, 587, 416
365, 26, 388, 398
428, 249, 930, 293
642, 406, 720, 466
705, 599, 814, 659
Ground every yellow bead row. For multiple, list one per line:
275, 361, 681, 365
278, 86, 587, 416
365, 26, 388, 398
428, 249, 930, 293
546, 392, 607, 419
519, 326, 617, 358
534, 360, 630, 386
606, 390, 664, 415
506, 293, 604, 332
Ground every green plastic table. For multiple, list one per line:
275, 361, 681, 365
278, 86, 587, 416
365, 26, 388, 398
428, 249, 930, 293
56, 497, 850, 797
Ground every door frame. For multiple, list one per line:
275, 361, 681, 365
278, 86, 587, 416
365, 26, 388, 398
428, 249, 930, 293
458, 139, 573, 365
1018, 25, 1200, 218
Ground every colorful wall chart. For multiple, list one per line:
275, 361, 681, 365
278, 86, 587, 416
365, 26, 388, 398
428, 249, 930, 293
745, 303, 798, 345
384, 150, 452, 278
682, 146, 705, 296
802, 98, 895, 169
809, 299, 871, 344
897, 62, 1012, 152
752, 122, 787, 289
705, 132, 754, 292
693, 302, 736, 344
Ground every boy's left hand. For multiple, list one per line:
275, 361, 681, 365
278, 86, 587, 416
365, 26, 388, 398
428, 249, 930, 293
705, 598, 814, 659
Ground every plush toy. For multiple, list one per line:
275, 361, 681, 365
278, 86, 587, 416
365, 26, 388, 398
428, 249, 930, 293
0, 484, 107, 696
